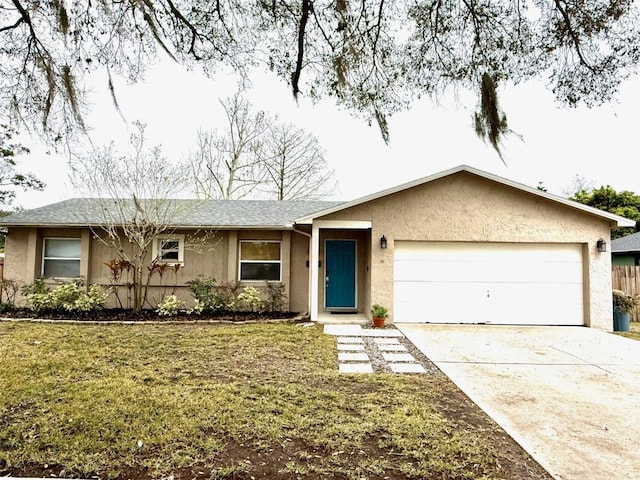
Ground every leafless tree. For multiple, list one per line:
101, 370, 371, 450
261, 121, 335, 201
70, 122, 192, 311
562, 174, 597, 198
191, 92, 268, 199
190, 94, 335, 200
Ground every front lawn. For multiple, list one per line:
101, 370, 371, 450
617, 321, 640, 341
0, 321, 550, 480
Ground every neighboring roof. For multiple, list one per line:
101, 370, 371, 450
295, 164, 636, 228
611, 232, 640, 254
0, 198, 344, 229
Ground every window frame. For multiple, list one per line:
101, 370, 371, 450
41, 237, 82, 278
238, 240, 282, 282
152, 234, 185, 265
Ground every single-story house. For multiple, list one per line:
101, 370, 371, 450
611, 232, 640, 266
0, 165, 634, 329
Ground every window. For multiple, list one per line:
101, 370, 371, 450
42, 238, 81, 278
153, 235, 185, 264
239, 241, 281, 281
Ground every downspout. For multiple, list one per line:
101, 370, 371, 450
292, 227, 311, 238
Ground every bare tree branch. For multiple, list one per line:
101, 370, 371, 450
69, 121, 193, 311
291, 0, 311, 100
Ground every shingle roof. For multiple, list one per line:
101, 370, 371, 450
611, 231, 640, 253
0, 198, 344, 228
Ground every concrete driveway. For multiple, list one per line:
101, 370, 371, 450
397, 324, 640, 480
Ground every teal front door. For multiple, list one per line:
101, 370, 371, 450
325, 240, 356, 309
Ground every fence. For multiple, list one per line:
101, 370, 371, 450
611, 265, 640, 321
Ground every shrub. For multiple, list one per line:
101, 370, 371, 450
0, 279, 21, 311
263, 282, 287, 312
156, 295, 185, 317
237, 286, 262, 312
21, 278, 48, 297
24, 281, 106, 315
26, 292, 56, 315
50, 282, 82, 308
188, 298, 205, 315
613, 289, 637, 314
187, 277, 218, 313
0, 302, 14, 313
188, 278, 260, 314
74, 285, 107, 313
214, 281, 241, 312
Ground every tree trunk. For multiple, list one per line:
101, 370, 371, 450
133, 265, 143, 312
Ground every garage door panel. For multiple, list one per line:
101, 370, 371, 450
394, 241, 582, 262
395, 281, 584, 325
394, 260, 583, 284
393, 242, 584, 326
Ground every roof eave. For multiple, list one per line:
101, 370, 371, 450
0, 223, 88, 228
0, 223, 295, 230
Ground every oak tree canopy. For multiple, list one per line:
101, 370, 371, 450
1, 1, 638, 154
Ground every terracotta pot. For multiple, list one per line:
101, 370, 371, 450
372, 316, 385, 328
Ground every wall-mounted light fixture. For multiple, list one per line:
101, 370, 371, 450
380, 235, 388, 249
596, 238, 607, 253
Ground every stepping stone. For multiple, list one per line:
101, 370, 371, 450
324, 325, 363, 336
337, 336, 364, 344
373, 337, 401, 344
338, 352, 370, 362
390, 363, 427, 374
382, 352, 416, 363
377, 344, 407, 352
339, 363, 373, 374
337, 343, 365, 351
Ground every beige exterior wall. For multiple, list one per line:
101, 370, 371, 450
318, 172, 614, 329
2, 172, 616, 326
290, 231, 311, 313
4, 227, 86, 288
4, 226, 309, 313
4, 227, 34, 285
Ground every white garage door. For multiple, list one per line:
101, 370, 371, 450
393, 242, 584, 325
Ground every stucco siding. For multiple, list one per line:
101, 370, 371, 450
5, 226, 298, 312
290, 232, 310, 313
4, 228, 33, 285
318, 172, 613, 329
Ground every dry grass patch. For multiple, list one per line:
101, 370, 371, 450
0, 322, 550, 480
617, 321, 640, 341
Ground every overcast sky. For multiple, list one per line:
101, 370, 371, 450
14, 62, 640, 209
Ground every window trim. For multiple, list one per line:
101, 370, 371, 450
152, 234, 185, 264
238, 240, 282, 282
41, 237, 82, 278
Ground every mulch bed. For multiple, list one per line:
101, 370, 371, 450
0, 308, 302, 323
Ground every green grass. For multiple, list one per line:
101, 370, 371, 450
0, 322, 536, 479
617, 321, 640, 341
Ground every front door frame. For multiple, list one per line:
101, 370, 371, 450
324, 239, 357, 310
309, 220, 372, 321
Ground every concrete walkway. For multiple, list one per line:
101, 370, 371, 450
398, 324, 640, 480
324, 324, 427, 373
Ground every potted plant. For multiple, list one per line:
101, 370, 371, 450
613, 289, 636, 332
370, 304, 388, 328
